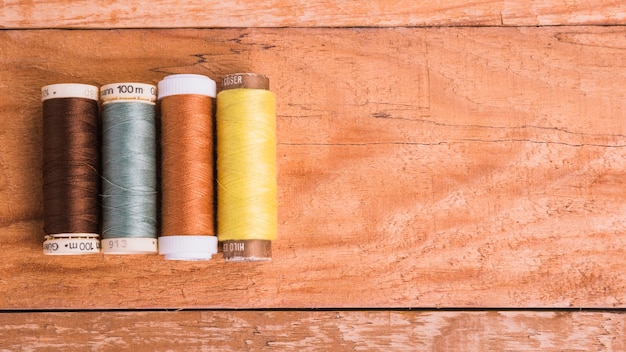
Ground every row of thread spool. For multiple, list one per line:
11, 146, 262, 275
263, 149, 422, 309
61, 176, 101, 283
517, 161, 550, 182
41, 73, 276, 262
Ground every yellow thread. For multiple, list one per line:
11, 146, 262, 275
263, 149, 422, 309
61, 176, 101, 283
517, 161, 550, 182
217, 88, 277, 241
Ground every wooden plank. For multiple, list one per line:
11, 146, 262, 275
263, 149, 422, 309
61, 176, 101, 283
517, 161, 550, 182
0, 310, 624, 351
1, 1, 626, 29
1, 27, 626, 309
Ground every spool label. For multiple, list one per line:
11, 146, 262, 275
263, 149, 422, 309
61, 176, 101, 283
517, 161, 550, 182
221, 73, 270, 90
106, 239, 129, 250
41, 83, 99, 101
223, 75, 243, 86
222, 240, 272, 261
100, 82, 157, 103
43, 236, 101, 255
102, 237, 158, 254
224, 241, 245, 253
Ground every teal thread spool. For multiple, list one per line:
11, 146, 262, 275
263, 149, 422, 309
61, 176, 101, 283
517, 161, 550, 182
100, 83, 158, 254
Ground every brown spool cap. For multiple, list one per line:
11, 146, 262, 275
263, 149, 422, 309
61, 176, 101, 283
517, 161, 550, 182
220, 73, 273, 262
221, 73, 269, 91
222, 240, 271, 262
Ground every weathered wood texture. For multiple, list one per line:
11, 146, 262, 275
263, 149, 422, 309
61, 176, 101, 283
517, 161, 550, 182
0, 310, 624, 351
2, 27, 626, 309
2, 1, 626, 28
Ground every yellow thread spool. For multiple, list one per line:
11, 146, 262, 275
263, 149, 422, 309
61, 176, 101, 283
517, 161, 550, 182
217, 73, 276, 261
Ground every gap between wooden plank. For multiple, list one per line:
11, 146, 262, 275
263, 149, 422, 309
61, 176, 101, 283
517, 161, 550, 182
1, 308, 625, 314
5, 24, 626, 31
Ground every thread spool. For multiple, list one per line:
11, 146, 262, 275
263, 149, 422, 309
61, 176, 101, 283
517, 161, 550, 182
100, 83, 158, 254
157, 74, 218, 260
41, 83, 101, 255
217, 73, 277, 261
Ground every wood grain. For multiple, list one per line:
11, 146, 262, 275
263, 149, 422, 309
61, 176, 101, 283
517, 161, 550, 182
2, 27, 626, 309
0, 310, 624, 351
1, 1, 626, 28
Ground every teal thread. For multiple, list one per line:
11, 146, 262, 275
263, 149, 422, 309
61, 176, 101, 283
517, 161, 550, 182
101, 101, 157, 239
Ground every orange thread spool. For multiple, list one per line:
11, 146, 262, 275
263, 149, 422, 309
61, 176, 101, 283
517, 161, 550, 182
157, 74, 217, 260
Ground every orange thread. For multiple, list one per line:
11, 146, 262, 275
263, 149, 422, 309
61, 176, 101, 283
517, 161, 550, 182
160, 94, 214, 237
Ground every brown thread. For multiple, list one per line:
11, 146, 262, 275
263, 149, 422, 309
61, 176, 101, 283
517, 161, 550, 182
160, 94, 214, 237
43, 98, 100, 235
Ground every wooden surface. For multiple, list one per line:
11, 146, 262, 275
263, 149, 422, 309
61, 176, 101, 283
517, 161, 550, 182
2, 1, 626, 349
1, 310, 624, 351
2, 0, 626, 28
2, 27, 626, 310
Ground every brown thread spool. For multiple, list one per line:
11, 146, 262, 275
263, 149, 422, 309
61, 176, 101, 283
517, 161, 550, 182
157, 74, 218, 260
218, 73, 274, 261
41, 83, 101, 255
